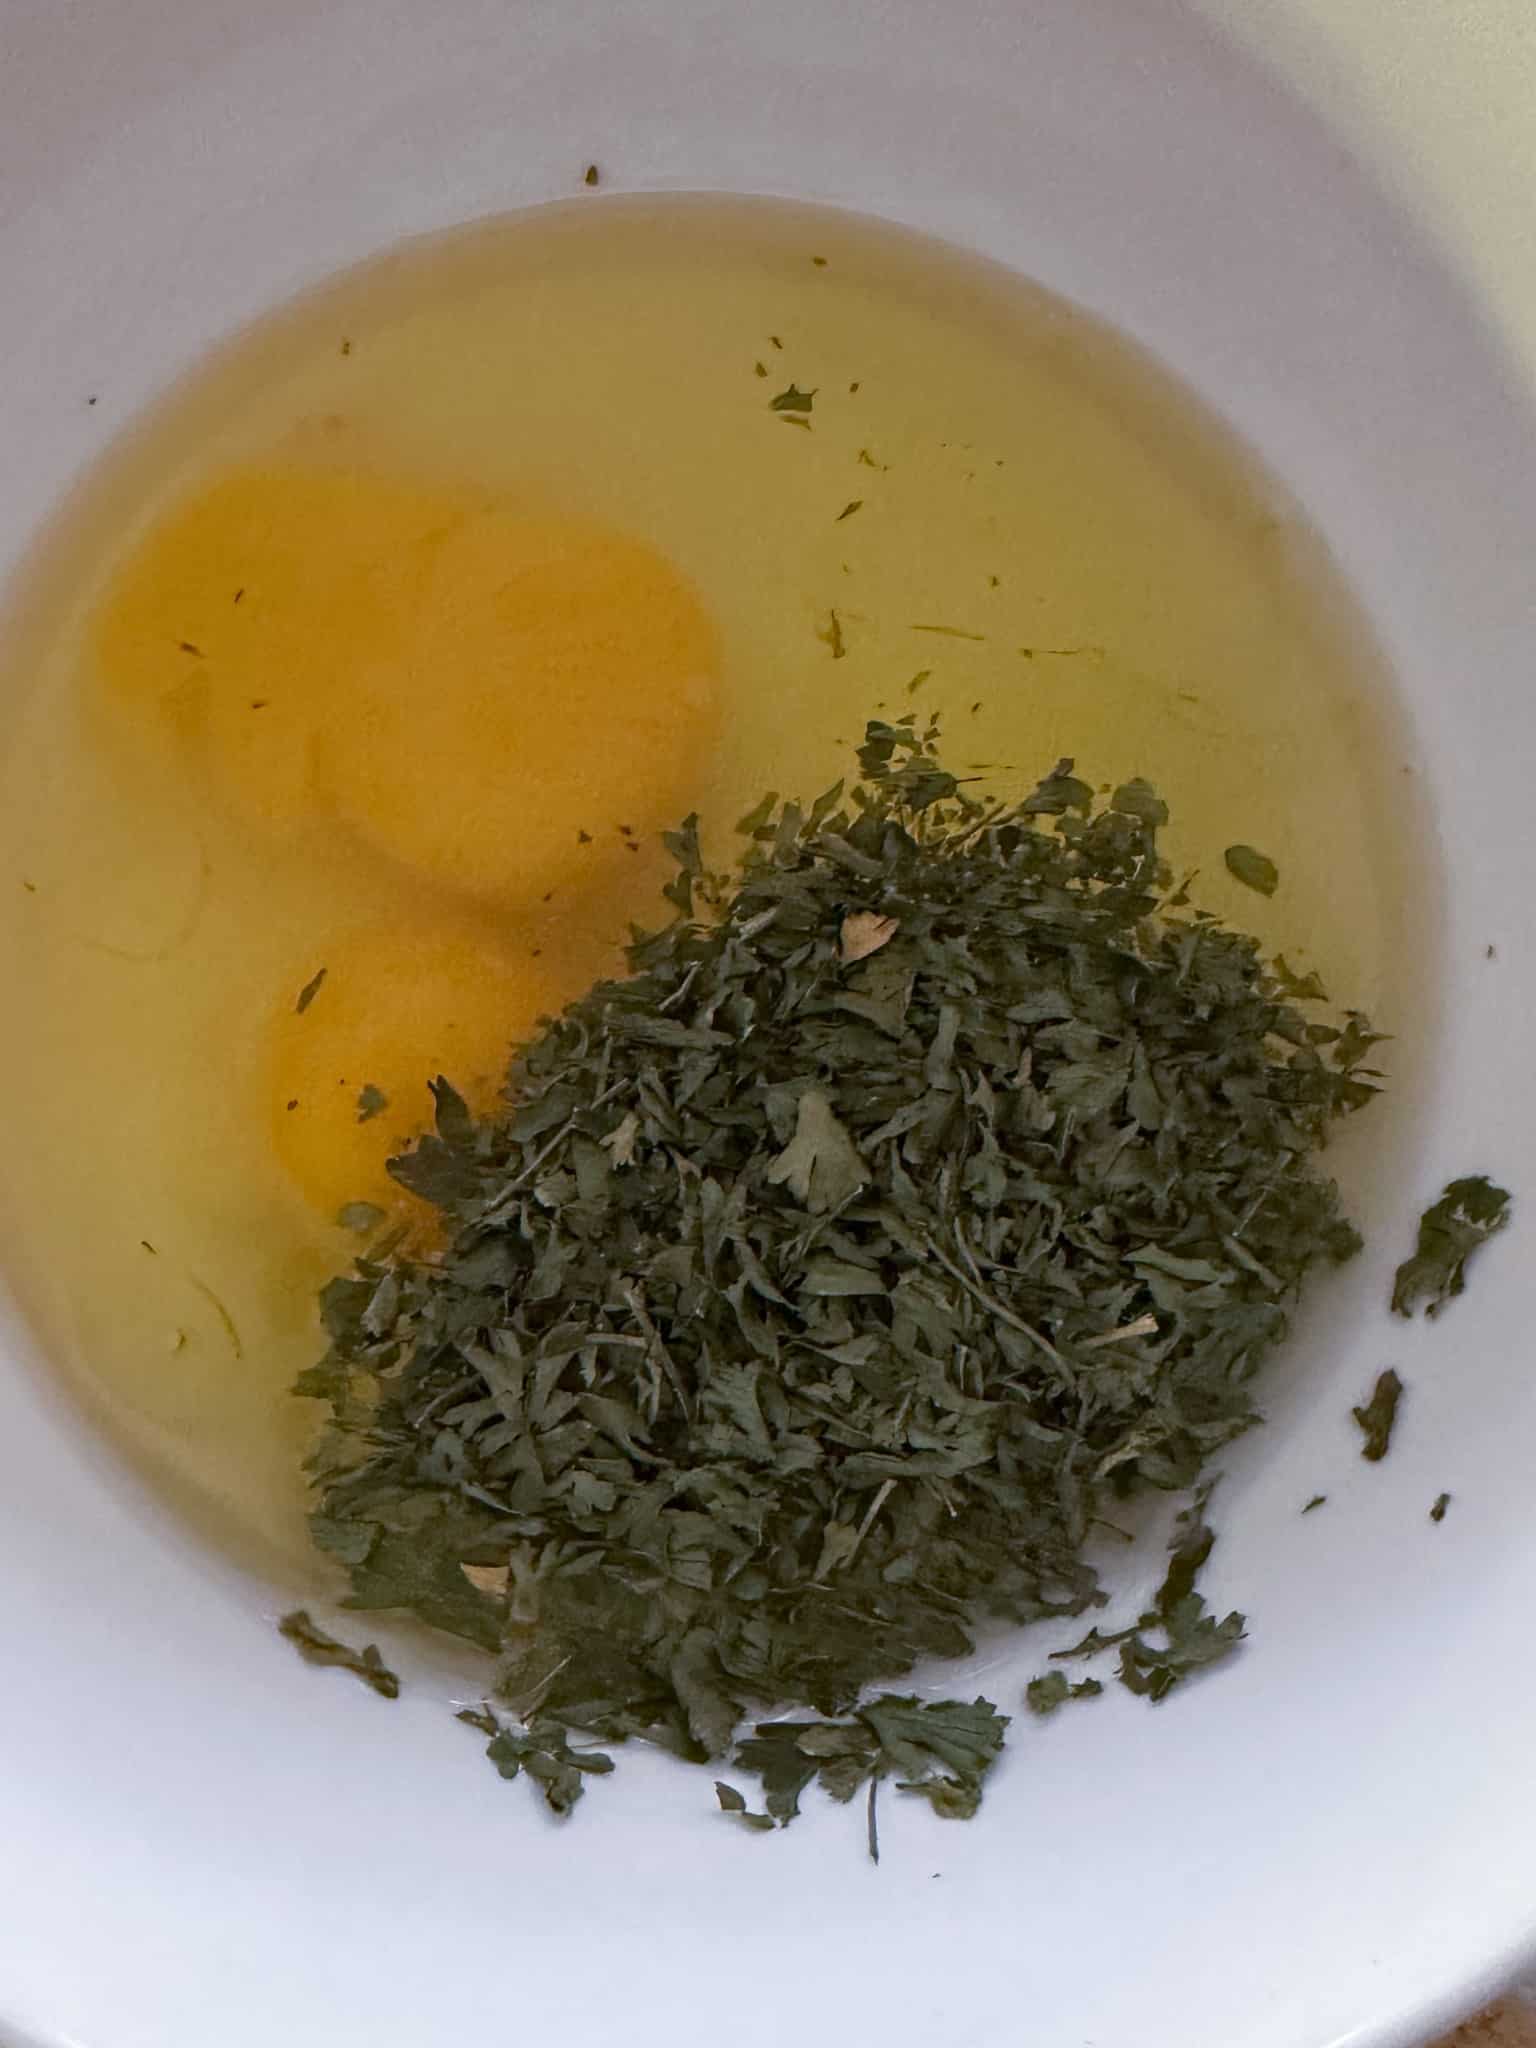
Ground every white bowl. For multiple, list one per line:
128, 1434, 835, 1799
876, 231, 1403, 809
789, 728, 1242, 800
1, 5, 1532, 2046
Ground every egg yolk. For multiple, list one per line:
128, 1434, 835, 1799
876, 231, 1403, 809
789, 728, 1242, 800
313, 504, 720, 900
266, 923, 561, 1227
93, 466, 457, 828
92, 463, 721, 902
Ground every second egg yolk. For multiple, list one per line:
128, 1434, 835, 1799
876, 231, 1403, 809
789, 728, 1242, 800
266, 923, 562, 1229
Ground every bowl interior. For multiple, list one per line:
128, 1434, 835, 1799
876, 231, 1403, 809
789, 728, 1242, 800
0, 5, 1532, 2047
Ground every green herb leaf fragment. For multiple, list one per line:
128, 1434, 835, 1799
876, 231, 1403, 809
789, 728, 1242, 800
730, 1695, 1007, 1856
1223, 845, 1279, 896
336, 1201, 387, 1235
189, 1274, 243, 1360
815, 609, 846, 659
1154, 1498, 1217, 1615
1272, 955, 1328, 1002
294, 967, 327, 1014
1353, 1368, 1404, 1462
769, 384, 816, 414
1050, 1626, 1140, 1664
1049, 1498, 1244, 1704
459, 1704, 614, 1817
714, 1781, 775, 1831
765, 1089, 867, 1213
355, 1083, 389, 1123
1025, 1672, 1104, 1716
1430, 1492, 1451, 1523
277, 1609, 399, 1698
1117, 1598, 1246, 1702
862, 1695, 1008, 1822
1391, 1175, 1513, 1317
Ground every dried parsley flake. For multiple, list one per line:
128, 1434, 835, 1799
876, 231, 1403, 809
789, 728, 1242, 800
1223, 844, 1279, 896
1025, 1672, 1103, 1717
294, 966, 327, 1014
1391, 1175, 1513, 1318
1353, 1368, 1404, 1462
278, 1609, 399, 1698
356, 1083, 389, 1123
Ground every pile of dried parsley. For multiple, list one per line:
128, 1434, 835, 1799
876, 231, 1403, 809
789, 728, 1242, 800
298, 716, 1380, 1831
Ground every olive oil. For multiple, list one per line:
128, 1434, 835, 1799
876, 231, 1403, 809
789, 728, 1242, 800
0, 197, 1426, 1577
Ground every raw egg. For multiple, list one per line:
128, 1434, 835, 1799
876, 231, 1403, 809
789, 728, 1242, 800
92, 464, 721, 903
265, 921, 561, 1228
92, 465, 465, 829
312, 502, 720, 899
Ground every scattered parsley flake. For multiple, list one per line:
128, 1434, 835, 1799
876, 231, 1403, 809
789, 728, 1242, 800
816, 609, 847, 659
1352, 1368, 1404, 1462
336, 1201, 387, 1236
295, 967, 327, 1014
189, 1275, 242, 1359
278, 1610, 399, 1698
1223, 844, 1279, 896
1391, 1175, 1513, 1317
725, 1694, 1008, 1858
1025, 1672, 1103, 1716
458, 1704, 614, 1816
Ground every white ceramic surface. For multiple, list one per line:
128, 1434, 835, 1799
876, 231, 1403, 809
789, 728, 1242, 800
1, 5, 1533, 2046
